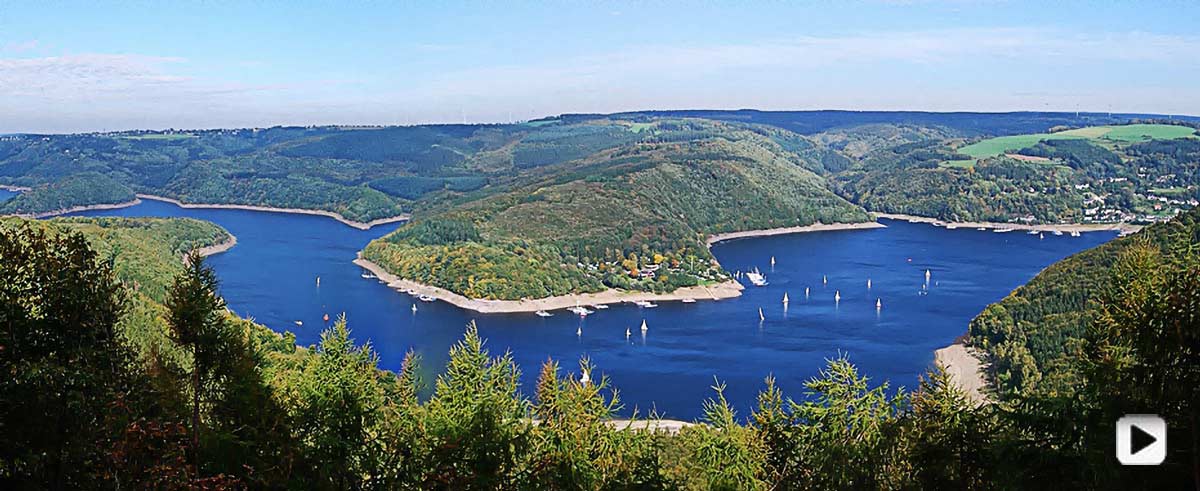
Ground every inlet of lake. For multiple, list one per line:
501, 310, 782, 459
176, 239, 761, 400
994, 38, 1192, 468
32, 193, 1114, 420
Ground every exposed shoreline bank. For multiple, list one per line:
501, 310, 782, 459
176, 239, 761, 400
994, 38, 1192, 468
9, 198, 144, 219
874, 212, 1143, 234
355, 255, 745, 314
0, 184, 32, 192
934, 341, 989, 405
705, 221, 887, 246
196, 233, 238, 258
136, 195, 410, 230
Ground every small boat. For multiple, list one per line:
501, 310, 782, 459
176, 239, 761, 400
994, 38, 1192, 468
315, 276, 320, 287
626, 327, 631, 338
758, 308, 765, 321
643, 302, 658, 308
294, 320, 303, 326
360, 271, 377, 279
1053, 230, 1064, 236
782, 292, 789, 305
580, 369, 590, 385
867, 278, 872, 289
418, 294, 435, 302
1039, 233, 1044, 240
925, 269, 931, 283
592, 304, 609, 310
634, 300, 653, 307
770, 256, 776, 267
804, 287, 810, 298
1027, 229, 1040, 235
640, 319, 648, 333
576, 326, 582, 336
946, 224, 958, 230
568, 305, 594, 317
746, 267, 768, 287
834, 290, 841, 303
681, 298, 696, 303
976, 227, 988, 231
1071, 231, 1081, 237
411, 304, 417, 313
405, 289, 417, 295
323, 313, 330, 322
994, 228, 1014, 233
876, 298, 882, 309
536, 310, 553, 317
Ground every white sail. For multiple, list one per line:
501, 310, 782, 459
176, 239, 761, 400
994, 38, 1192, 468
411, 304, 417, 313
924, 269, 931, 283
771, 256, 776, 266
805, 287, 810, 298
876, 298, 882, 309
626, 327, 631, 338
576, 326, 582, 336
758, 307, 765, 321
867, 278, 872, 289
822, 275, 827, 284
640, 319, 648, 332
835, 290, 841, 303
782, 292, 789, 304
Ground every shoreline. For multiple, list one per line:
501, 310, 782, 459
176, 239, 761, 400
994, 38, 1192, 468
196, 232, 238, 258
355, 255, 745, 314
706, 221, 887, 246
0, 184, 32, 192
933, 341, 989, 405
137, 194, 410, 230
9, 198, 144, 219
874, 212, 1143, 234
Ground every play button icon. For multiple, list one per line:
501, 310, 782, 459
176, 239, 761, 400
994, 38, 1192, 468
1117, 414, 1166, 465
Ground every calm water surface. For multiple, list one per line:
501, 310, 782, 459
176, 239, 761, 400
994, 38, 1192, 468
70, 198, 1115, 420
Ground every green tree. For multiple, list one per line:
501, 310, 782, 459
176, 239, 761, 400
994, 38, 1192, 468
164, 250, 229, 468
0, 224, 134, 488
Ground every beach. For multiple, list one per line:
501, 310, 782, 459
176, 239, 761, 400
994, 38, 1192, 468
706, 221, 887, 246
934, 341, 989, 405
874, 212, 1143, 234
196, 232, 238, 258
138, 194, 409, 230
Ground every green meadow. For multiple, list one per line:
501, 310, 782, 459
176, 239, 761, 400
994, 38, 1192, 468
958, 123, 1197, 158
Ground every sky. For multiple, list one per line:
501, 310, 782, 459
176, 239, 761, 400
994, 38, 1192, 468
1, 0, 1197, 133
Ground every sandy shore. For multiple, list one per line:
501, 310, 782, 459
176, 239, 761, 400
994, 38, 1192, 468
137, 194, 410, 230
355, 256, 744, 314
0, 184, 32, 192
874, 212, 1142, 234
706, 221, 887, 246
934, 341, 989, 405
196, 233, 237, 258
7, 199, 144, 219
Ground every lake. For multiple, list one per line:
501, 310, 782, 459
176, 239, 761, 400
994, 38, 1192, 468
68, 198, 1114, 420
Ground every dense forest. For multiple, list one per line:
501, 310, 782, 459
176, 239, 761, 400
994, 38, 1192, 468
2, 112, 1198, 299
3, 205, 1198, 489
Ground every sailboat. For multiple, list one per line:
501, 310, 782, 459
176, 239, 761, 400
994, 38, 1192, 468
626, 327, 631, 338
580, 369, 590, 385
925, 269, 931, 283
1070, 230, 1081, 237
805, 287, 810, 298
822, 275, 827, 285
1039, 233, 1045, 240
834, 290, 841, 303
640, 319, 648, 333
876, 298, 882, 309
294, 320, 303, 326
315, 276, 320, 287
1053, 230, 1064, 236
536, 310, 552, 317
758, 308, 765, 321
770, 256, 776, 267
782, 292, 789, 305
323, 313, 330, 322
576, 326, 582, 336
411, 304, 417, 313
867, 278, 872, 289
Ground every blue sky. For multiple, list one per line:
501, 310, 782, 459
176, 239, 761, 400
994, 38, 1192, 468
1, 1, 1197, 133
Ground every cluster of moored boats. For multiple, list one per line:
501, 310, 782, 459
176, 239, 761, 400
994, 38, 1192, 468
536, 299, 664, 318
910, 218, 1085, 237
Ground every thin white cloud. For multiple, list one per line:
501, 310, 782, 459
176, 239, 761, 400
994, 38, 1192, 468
2, 39, 40, 53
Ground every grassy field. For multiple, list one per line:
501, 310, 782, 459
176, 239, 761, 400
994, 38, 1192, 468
939, 158, 977, 168
118, 133, 197, 140
959, 123, 1197, 158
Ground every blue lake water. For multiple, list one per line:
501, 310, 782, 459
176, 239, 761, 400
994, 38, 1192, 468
68, 198, 1116, 420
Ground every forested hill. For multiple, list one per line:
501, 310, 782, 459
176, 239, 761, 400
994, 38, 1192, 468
969, 206, 1200, 400
363, 120, 868, 300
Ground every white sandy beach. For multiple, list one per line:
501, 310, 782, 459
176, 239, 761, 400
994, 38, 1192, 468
137, 194, 409, 230
934, 342, 989, 405
874, 212, 1143, 234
